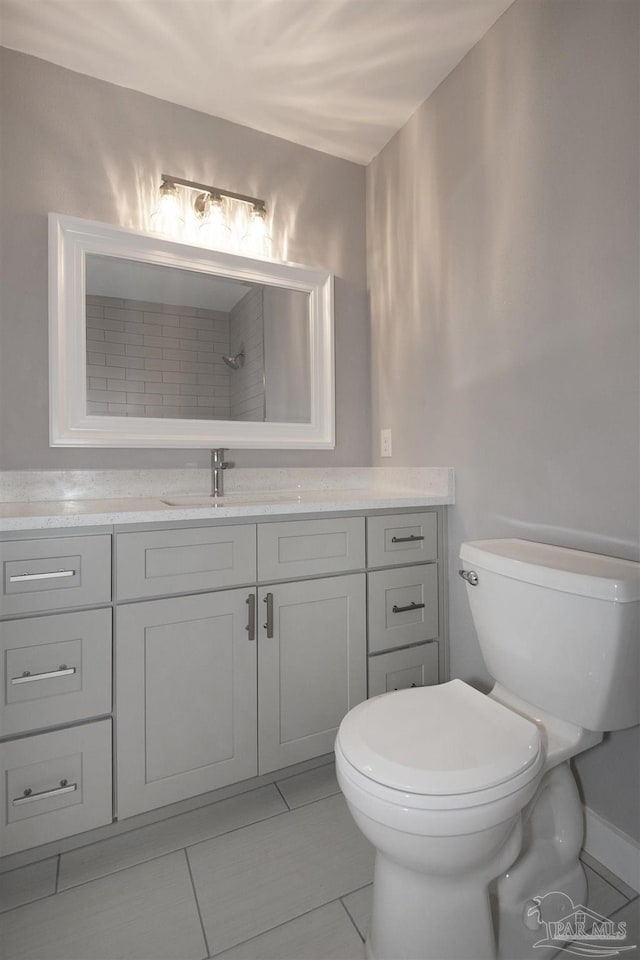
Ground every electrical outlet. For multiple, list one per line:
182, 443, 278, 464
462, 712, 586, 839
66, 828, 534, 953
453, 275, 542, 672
380, 428, 392, 458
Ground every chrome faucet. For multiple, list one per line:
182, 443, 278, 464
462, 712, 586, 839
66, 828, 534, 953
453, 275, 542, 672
211, 448, 232, 498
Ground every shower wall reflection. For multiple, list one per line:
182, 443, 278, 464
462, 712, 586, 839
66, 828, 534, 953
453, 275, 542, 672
85, 254, 311, 423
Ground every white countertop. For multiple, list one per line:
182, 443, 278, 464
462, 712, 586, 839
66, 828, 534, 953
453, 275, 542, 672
0, 467, 454, 531
0, 486, 453, 532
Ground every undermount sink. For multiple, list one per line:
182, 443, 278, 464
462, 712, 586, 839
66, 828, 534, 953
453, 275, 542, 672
161, 492, 304, 508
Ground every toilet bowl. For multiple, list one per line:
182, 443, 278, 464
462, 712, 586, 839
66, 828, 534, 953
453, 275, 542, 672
336, 680, 545, 960
336, 539, 640, 960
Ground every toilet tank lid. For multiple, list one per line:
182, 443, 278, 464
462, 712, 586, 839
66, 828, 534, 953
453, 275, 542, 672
460, 539, 640, 602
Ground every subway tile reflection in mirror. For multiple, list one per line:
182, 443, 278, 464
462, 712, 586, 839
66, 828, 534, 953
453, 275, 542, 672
85, 254, 311, 424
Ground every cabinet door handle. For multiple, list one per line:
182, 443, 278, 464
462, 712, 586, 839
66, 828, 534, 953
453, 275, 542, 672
392, 601, 426, 614
8, 569, 75, 583
246, 594, 256, 641
391, 535, 424, 544
13, 779, 77, 806
11, 665, 76, 685
263, 592, 274, 638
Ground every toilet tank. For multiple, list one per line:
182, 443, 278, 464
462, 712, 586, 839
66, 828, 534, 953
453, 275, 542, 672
459, 539, 640, 732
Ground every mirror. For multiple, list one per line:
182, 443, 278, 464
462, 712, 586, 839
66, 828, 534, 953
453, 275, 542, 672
85, 255, 311, 424
49, 214, 334, 448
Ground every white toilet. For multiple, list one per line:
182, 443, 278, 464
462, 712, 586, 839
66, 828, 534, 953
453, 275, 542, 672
335, 539, 639, 960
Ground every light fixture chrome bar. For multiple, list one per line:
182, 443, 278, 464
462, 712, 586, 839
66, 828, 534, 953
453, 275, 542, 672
161, 174, 266, 211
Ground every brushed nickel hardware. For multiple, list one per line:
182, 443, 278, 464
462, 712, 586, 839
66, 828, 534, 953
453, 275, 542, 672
391, 535, 424, 544
11, 665, 76, 685
13, 779, 77, 806
246, 594, 256, 641
392, 601, 426, 614
263, 592, 274, 638
160, 175, 266, 215
211, 448, 233, 498
9, 569, 75, 583
459, 569, 479, 586
153, 176, 268, 249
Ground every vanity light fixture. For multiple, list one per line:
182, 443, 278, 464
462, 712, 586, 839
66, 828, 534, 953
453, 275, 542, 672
196, 192, 231, 248
149, 179, 184, 235
150, 174, 269, 254
242, 204, 272, 256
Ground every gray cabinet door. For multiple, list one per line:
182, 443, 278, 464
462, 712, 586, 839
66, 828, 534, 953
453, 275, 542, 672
0, 720, 112, 856
116, 589, 257, 818
0, 608, 112, 737
366, 512, 438, 569
258, 574, 366, 774
257, 518, 365, 582
368, 642, 439, 697
368, 564, 439, 654
116, 525, 256, 600
0, 535, 111, 616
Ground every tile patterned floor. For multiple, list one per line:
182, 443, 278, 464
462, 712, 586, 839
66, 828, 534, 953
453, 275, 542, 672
0, 761, 637, 960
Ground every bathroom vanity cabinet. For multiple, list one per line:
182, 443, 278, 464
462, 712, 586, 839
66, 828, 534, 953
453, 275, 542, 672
0, 506, 447, 853
115, 518, 367, 817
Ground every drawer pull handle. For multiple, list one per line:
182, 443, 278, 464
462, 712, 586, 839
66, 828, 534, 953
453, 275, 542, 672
391, 535, 424, 544
392, 601, 426, 614
263, 592, 274, 638
9, 569, 76, 583
13, 779, 77, 806
11, 665, 76, 685
246, 594, 256, 642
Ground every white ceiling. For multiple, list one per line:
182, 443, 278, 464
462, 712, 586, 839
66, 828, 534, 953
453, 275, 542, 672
0, 0, 513, 164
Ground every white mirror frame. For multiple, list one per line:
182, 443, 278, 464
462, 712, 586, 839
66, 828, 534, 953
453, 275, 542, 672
48, 214, 334, 448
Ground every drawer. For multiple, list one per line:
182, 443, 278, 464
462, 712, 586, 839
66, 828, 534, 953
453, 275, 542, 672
368, 642, 439, 697
258, 517, 365, 581
0, 609, 112, 737
367, 512, 437, 568
368, 564, 438, 654
116, 524, 256, 600
0, 719, 112, 855
0, 535, 111, 616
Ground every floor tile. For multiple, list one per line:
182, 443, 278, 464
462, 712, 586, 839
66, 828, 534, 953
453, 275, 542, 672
0, 858, 57, 913
277, 762, 339, 809
0, 851, 206, 960
188, 793, 374, 956
341, 884, 372, 940
214, 900, 366, 959
0, 842, 62, 876
59, 784, 285, 890
605, 899, 640, 958
584, 863, 630, 918
340, 869, 631, 947
581, 850, 639, 900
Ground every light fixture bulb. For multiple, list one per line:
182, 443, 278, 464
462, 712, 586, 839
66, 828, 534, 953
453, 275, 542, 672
242, 205, 271, 255
198, 194, 231, 249
150, 181, 184, 236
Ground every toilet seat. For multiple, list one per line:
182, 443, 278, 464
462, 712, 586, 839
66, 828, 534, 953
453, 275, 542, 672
337, 679, 543, 809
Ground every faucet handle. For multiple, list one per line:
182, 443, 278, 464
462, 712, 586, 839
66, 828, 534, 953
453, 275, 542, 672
211, 448, 232, 469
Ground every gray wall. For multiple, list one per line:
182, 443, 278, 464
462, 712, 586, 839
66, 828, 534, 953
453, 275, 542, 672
367, 0, 639, 839
0, 48, 370, 469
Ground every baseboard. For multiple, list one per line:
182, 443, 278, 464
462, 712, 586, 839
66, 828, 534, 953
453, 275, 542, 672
584, 806, 640, 893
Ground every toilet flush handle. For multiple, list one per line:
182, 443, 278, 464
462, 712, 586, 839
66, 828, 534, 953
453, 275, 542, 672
458, 569, 479, 586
